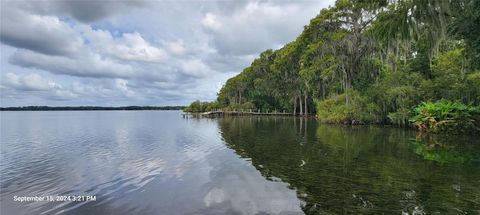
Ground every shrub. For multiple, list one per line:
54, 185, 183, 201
410, 99, 480, 134
184, 100, 220, 113
316, 90, 378, 124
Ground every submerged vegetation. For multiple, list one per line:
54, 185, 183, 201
187, 0, 480, 133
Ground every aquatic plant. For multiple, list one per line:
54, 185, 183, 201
410, 99, 480, 134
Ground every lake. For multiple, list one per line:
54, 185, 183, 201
1, 111, 479, 214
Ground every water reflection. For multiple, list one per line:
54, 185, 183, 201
412, 134, 480, 164
218, 116, 480, 214
1, 111, 303, 215
2, 112, 479, 214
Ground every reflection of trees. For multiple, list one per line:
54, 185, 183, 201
218, 117, 480, 214
412, 134, 480, 164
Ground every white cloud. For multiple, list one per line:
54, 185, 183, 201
163, 39, 187, 56
115, 79, 135, 97
180, 59, 211, 78
9, 50, 136, 79
202, 13, 222, 31
112, 32, 167, 63
71, 81, 116, 98
0, 72, 79, 102
52, 89, 78, 100
80, 26, 168, 63
2, 73, 59, 91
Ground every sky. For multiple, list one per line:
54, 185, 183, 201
0, 0, 334, 106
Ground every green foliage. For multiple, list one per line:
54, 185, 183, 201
184, 100, 219, 113
387, 108, 411, 126
224, 102, 256, 112
450, 0, 480, 70
316, 90, 378, 124
430, 47, 477, 102
410, 100, 480, 134
467, 71, 480, 103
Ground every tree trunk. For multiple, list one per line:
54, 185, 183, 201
238, 91, 242, 104
322, 83, 326, 99
341, 65, 350, 107
346, 68, 353, 107
293, 96, 297, 116
299, 92, 303, 116
304, 93, 308, 115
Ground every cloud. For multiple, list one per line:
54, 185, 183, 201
202, 1, 331, 55
55, 0, 148, 23
9, 50, 136, 79
79, 26, 168, 63
7, 0, 149, 23
115, 79, 135, 97
205, 54, 256, 74
2, 73, 59, 91
0, 72, 78, 102
0, 8, 83, 56
50, 89, 78, 100
180, 59, 212, 78
202, 13, 222, 31
163, 39, 187, 56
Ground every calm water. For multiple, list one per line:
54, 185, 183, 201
1, 111, 479, 214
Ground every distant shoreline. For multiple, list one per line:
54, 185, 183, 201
0, 106, 186, 111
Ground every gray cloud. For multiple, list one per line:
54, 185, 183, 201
205, 54, 256, 74
0, 7, 83, 56
7, 0, 148, 23
56, 0, 148, 23
202, 1, 331, 55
